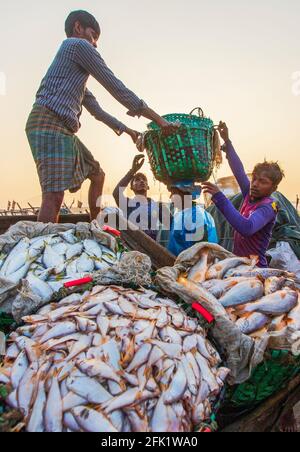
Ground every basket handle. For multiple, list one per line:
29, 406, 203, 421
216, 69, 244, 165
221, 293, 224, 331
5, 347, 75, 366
189, 107, 204, 118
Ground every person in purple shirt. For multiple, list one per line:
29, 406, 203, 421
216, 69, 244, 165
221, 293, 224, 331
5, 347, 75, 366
202, 122, 285, 268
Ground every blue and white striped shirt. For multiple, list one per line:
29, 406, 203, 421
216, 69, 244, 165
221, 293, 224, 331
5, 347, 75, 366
35, 38, 147, 134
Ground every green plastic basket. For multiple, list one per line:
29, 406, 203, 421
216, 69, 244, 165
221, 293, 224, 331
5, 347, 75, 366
145, 108, 216, 185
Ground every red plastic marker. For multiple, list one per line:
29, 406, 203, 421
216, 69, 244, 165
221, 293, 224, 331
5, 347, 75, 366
102, 225, 121, 237
64, 276, 93, 288
192, 302, 215, 324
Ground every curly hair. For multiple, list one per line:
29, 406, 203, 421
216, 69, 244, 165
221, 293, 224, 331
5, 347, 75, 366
65, 11, 100, 38
253, 161, 285, 187
130, 173, 148, 190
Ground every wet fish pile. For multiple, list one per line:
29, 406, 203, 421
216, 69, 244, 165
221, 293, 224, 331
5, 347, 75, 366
184, 252, 300, 338
0, 286, 229, 432
0, 232, 121, 295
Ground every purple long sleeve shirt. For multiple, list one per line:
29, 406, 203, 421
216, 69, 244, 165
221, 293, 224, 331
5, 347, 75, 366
212, 141, 277, 267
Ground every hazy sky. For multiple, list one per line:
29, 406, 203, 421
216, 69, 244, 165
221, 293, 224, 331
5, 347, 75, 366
0, 0, 299, 208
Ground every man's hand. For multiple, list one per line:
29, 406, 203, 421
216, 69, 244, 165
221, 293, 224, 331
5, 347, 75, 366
131, 155, 145, 174
201, 182, 221, 197
141, 107, 181, 136
218, 121, 230, 143
125, 127, 141, 144
161, 120, 181, 137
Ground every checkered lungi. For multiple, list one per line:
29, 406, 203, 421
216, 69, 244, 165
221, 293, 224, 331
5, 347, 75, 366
26, 105, 101, 194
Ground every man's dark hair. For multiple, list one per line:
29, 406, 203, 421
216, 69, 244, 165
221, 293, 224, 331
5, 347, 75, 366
130, 173, 148, 190
253, 160, 285, 187
65, 10, 100, 38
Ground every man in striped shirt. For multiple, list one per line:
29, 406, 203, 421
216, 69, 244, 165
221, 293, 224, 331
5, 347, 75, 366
26, 10, 174, 223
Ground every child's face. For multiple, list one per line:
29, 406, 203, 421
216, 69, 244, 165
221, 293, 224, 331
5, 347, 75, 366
132, 175, 149, 194
82, 27, 100, 48
251, 171, 276, 199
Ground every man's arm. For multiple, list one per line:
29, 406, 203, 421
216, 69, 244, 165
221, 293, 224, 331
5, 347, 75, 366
73, 40, 177, 130
83, 89, 126, 135
211, 191, 276, 237
74, 40, 147, 118
113, 170, 134, 208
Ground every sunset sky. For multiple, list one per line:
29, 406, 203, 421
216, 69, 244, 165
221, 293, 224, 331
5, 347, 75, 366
0, 0, 299, 209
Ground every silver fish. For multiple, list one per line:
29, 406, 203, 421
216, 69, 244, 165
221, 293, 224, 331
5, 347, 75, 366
287, 298, 300, 329
135, 322, 156, 345
57, 293, 82, 306
72, 406, 118, 433
202, 278, 248, 299
206, 257, 254, 280
236, 313, 270, 335
126, 409, 149, 433
77, 253, 94, 273
59, 230, 78, 244
164, 363, 187, 404
40, 322, 77, 344
240, 290, 298, 316
51, 242, 67, 256
102, 388, 157, 414
43, 245, 64, 270
63, 412, 81, 432
47, 305, 77, 322
17, 363, 38, 418
11, 350, 29, 389
7, 261, 32, 284
66, 243, 83, 261
150, 340, 182, 359
126, 344, 152, 373
219, 279, 264, 308
67, 376, 112, 404
27, 379, 47, 432
45, 375, 63, 432
188, 249, 209, 283
83, 239, 103, 259
182, 334, 197, 352
161, 326, 182, 345
265, 277, 287, 295
150, 396, 170, 433
0, 238, 30, 275
78, 359, 122, 384
6, 389, 19, 410
66, 335, 92, 362
231, 268, 295, 279
181, 355, 198, 395
62, 392, 87, 412
194, 352, 219, 393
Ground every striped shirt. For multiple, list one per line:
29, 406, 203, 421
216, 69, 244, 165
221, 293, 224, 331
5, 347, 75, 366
34, 38, 147, 134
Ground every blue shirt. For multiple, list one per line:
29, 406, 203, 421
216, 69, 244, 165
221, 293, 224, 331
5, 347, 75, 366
168, 205, 219, 256
35, 38, 147, 134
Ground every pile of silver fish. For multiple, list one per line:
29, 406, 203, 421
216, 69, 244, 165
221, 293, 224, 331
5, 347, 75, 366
0, 286, 229, 432
0, 232, 121, 296
183, 252, 300, 338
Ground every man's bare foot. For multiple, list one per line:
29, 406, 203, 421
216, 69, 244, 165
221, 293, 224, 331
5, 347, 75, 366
279, 410, 298, 433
